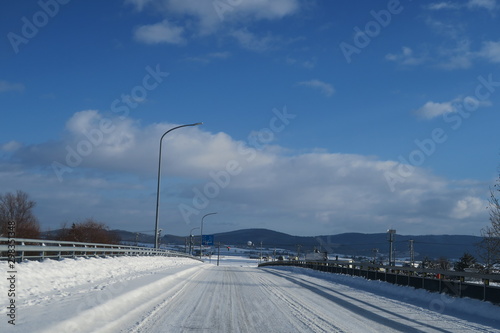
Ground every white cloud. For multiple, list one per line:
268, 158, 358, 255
426, 2, 461, 10
286, 56, 317, 69
207, 51, 231, 59
133, 19, 185, 45
415, 101, 455, 119
439, 54, 473, 70
0, 80, 24, 92
426, 0, 497, 11
477, 40, 500, 63
1, 141, 22, 152
450, 196, 486, 219
387, 39, 498, 70
126, 0, 301, 46
3, 110, 490, 236
230, 29, 279, 52
297, 79, 335, 97
301, 58, 317, 69
385, 47, 427, 66
165, 0, 299, 28
393, 16, 500, 70
163, 0, 222, 35
183, 51, 231, 63
436, 39, 474, 70
125, 0, 154, 11
467, 0, 497, 10
232, 0, 300, 20
414, 98, 491, 119
65, 110, 101, 134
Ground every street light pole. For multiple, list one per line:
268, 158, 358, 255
154, 122, 202, 249
189, 227, 200, 255
200, 212, 217, 259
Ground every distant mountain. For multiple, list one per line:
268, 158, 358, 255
42, 228, 484, 261
210, 229, 483, 260
314, 233, 482, 260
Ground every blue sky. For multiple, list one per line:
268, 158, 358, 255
1, 0, 499, 238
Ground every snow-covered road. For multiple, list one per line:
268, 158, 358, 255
1, 255, 499, 332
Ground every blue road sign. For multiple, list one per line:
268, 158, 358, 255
202, 235, 214, 246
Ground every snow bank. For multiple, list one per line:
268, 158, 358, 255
5, 256, 200, 299
266, 266, 500, 324
0, 256, 203, 332
1, 255, 498, 333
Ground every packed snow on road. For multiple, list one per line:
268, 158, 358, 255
1, 252, 499, 332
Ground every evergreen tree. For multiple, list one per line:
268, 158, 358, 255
454, 252, 476, 272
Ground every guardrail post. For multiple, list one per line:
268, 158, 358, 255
40, 242, 46, 262
484, 279, 489, 301
20, 242, 24, 262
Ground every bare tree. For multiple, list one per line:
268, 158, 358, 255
434, 257, 451, 270
57, 218, 120, 244
478, 176, 500, 273
0, 190, 40, 239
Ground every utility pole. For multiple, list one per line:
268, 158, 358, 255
189, 227, 199, 256
409, 239, 415, 267
157, 229, 162, 249
217, 242, 221, 266
387, 229, 396, 266
259, 241, 263, 264
372, 248, 378, 264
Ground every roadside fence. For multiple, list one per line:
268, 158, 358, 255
259, 259, 500, 305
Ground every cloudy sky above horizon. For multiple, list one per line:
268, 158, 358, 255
1, 0, 499, 237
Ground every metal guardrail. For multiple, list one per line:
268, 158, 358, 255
0, 237, 202, 262
259, 260, 500, 305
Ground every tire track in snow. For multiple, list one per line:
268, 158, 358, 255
263, 268, 499, 333
129, 266, 208, 333
254, 269, 347, 332
130, 266, 312, 332
38, 266, 202, 333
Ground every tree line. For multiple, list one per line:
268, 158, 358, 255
0, 190, 120, 244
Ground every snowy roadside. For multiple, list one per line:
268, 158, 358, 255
1, 255, 499, 332
0, 256, 204, 332
264, 265, 500, 327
